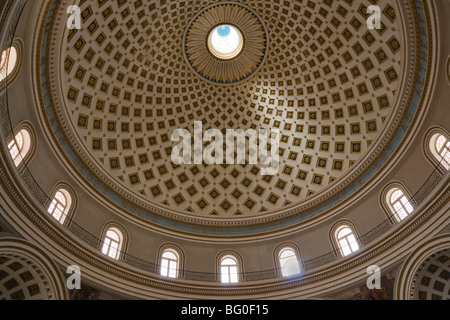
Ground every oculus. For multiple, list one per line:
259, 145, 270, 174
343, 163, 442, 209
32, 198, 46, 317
184, 3, 268, 84
207, 25, 244, 60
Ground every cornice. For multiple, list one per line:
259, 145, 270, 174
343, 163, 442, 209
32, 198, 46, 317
0, 144, 448, 298
0, 0, 446, 299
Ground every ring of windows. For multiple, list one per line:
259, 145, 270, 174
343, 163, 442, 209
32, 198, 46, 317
4, 120, 447, 283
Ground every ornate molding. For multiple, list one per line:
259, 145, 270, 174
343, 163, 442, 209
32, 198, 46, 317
395, 235, 450, 300
31, 0, 439, 239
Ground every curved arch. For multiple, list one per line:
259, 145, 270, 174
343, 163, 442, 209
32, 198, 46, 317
157, 243, 185, 279
329, 220, 362, 257
99, 222, 129, 261
47, 182, 78, 226
0, 238, 68, 300
273, 242, 303, 277
380, 181, 415, 224
395, 235, 450, 300
216, 250, 244, 283
0, 38, 23, 92
423, 126, 450, 173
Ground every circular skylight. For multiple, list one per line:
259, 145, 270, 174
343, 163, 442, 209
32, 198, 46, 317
208, 25, 244, 60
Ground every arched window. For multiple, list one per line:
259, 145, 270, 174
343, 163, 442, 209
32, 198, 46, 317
8, 129, 31, 167
101, 228, 123, 260
220, 255, 239, 284
160, 249, 179, 278
336, 226, 359, 257
388, 188, 414, 222
279, 248, 300, 277
0, 47, 17, 82
425, 131, 450, 172
47, 189, 73, 224
433, 134, 450, 170
8, 130, 23, 165
47, 191, 66, 223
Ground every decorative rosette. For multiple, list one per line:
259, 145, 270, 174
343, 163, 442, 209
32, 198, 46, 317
184, 2, 268, 85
